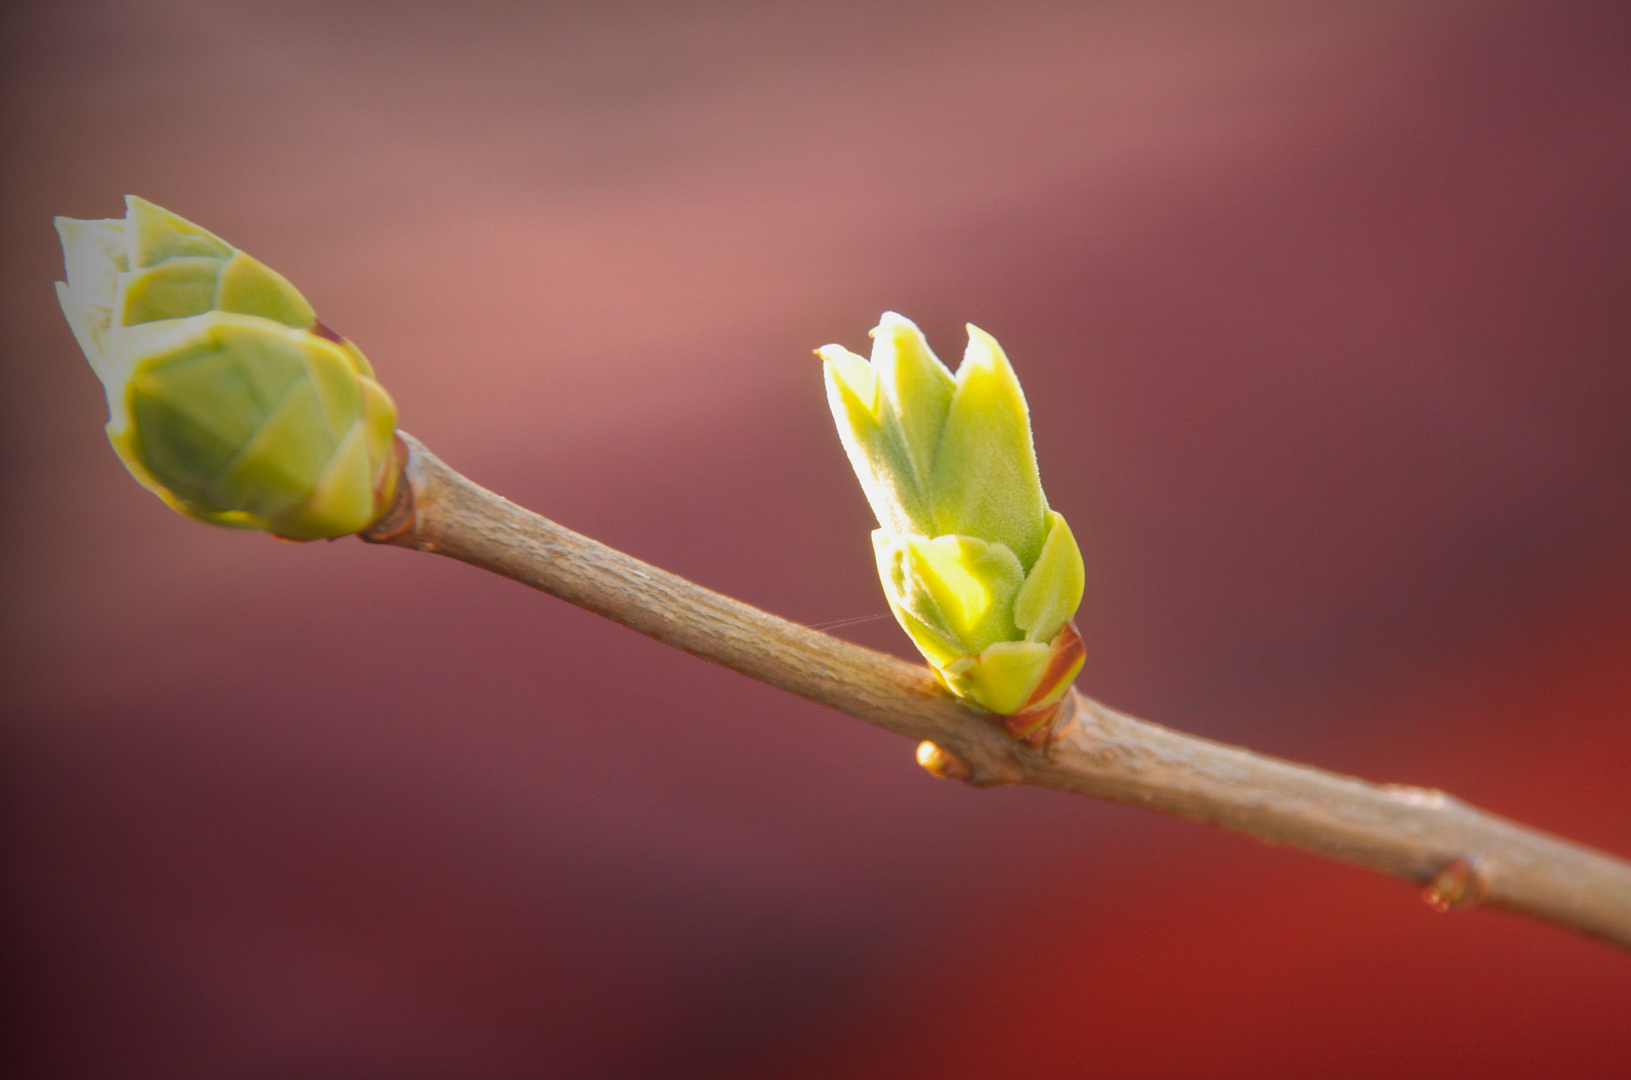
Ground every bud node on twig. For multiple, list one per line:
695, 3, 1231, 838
917, 740, 974, 781
1423, 857, 1489, 912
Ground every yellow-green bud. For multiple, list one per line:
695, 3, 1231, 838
821, 313, 1085, 741
55, 196, 398, 540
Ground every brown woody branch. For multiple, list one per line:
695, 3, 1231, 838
363, 433, 1631, 949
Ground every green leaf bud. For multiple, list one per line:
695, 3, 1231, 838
822, 314, 1085, 741
56, 196, 398, 539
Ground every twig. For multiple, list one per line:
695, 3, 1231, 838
363, 433, 1631, 949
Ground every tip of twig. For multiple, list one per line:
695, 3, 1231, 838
359, 432, 419, 545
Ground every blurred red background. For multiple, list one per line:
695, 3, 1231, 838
4, 1, 1630, 1076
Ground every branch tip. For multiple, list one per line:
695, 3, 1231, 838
359, 432, 420, 545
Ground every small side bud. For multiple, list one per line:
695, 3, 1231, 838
1423, 857, 1489, 912
55, 196, 399, 539
916, 741, 973, 781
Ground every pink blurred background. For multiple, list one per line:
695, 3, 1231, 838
4, 1, 1630, 1076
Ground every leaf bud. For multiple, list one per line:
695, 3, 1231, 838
821, 313, 1085, 741
56, 196, 398, 539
